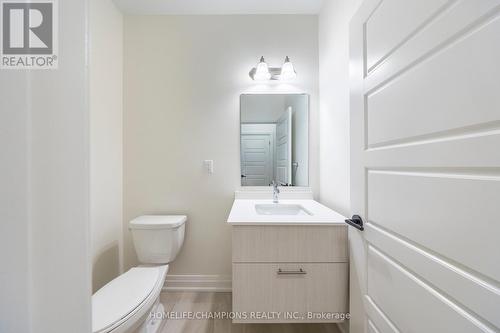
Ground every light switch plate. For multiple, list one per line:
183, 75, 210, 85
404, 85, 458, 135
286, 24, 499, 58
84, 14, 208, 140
204, 160, 214, 174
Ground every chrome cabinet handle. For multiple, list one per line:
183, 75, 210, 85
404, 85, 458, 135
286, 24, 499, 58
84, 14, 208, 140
277, 268, 307, 275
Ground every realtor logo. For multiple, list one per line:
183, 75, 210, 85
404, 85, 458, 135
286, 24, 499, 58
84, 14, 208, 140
1, 0, 58, 69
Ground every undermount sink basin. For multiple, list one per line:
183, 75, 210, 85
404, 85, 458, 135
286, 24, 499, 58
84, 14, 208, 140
255, 204, 312, 216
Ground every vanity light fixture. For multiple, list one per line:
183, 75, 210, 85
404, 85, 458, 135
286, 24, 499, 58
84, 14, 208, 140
280, 56, 297, 80
249, 56, 297, 81
252, 56, 271, 81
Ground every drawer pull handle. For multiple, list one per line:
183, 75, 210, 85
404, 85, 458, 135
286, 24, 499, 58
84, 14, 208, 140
277, 268, 307, 275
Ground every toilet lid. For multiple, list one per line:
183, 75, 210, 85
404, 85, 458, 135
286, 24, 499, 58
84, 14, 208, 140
92, 266, 162, 333
129, 215, 187, 230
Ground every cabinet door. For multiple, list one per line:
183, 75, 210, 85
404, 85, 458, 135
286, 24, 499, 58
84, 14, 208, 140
232, 263, 348, 323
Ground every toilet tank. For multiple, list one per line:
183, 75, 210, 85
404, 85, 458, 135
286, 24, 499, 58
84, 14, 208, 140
129, 215, 186, 264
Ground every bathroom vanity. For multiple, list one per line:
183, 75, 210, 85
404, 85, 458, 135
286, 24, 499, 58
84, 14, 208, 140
227, 192, 348, 323
232, 94, 348, 323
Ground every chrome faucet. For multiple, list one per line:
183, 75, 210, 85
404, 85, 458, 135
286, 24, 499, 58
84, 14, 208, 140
271, 181, 280, 203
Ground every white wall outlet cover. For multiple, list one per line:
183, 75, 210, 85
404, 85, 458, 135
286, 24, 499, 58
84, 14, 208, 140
204, 160, 214, 174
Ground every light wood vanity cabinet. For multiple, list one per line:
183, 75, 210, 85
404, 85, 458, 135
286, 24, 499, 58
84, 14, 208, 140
231, 225, 348, 323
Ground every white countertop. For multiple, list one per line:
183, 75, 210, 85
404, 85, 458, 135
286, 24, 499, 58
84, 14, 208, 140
227, 199, 347, 225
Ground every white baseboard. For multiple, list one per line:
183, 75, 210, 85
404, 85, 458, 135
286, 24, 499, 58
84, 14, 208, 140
163, 274, 232, 292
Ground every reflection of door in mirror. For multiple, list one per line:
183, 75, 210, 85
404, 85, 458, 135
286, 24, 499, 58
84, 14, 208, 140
276, 107, 292, 186
240, 124, 275, 186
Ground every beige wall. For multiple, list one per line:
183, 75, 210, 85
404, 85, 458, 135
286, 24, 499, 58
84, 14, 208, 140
318, 1, 363, 332
123, 15, 319, 275
318, 0, 362, 217
89, 0, 124, 292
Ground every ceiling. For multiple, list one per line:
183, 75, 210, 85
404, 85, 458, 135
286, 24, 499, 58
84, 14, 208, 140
113, 0, 324, 15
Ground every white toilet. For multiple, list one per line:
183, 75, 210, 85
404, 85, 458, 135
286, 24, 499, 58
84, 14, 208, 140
92, 215, 186, 333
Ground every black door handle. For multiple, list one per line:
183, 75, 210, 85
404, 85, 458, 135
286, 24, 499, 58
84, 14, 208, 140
345, 215, 364, 231
241, 175, 246, 178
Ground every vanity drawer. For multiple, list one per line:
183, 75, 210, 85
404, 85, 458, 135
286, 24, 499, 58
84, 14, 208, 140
232, 225, 347, 263
232, 262, 348, 323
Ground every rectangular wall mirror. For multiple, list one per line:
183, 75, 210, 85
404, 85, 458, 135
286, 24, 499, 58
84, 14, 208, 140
240, 94, 309, 187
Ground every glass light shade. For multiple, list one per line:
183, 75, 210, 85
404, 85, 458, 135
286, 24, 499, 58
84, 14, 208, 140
254, 56, 271, 81
280, 56, 296, 80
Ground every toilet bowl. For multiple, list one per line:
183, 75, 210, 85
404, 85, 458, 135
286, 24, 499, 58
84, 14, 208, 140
92, 215, 186, 333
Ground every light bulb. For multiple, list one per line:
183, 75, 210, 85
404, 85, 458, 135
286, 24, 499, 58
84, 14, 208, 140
280, 56, 296, 80
254, 56, 271, 81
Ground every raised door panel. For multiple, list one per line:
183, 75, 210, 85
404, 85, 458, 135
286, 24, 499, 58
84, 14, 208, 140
366, 0, 450, 72
367, 247, 491, 332
367, 15, 500, 148
367, 170, 500, 283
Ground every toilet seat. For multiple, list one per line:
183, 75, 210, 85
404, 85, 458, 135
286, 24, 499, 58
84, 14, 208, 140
92, 265, 168, 333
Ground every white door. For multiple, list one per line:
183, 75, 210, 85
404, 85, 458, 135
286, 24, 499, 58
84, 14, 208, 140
276, 107, 292, 185
241, 134, 272, 186
349, 1, 500, 332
